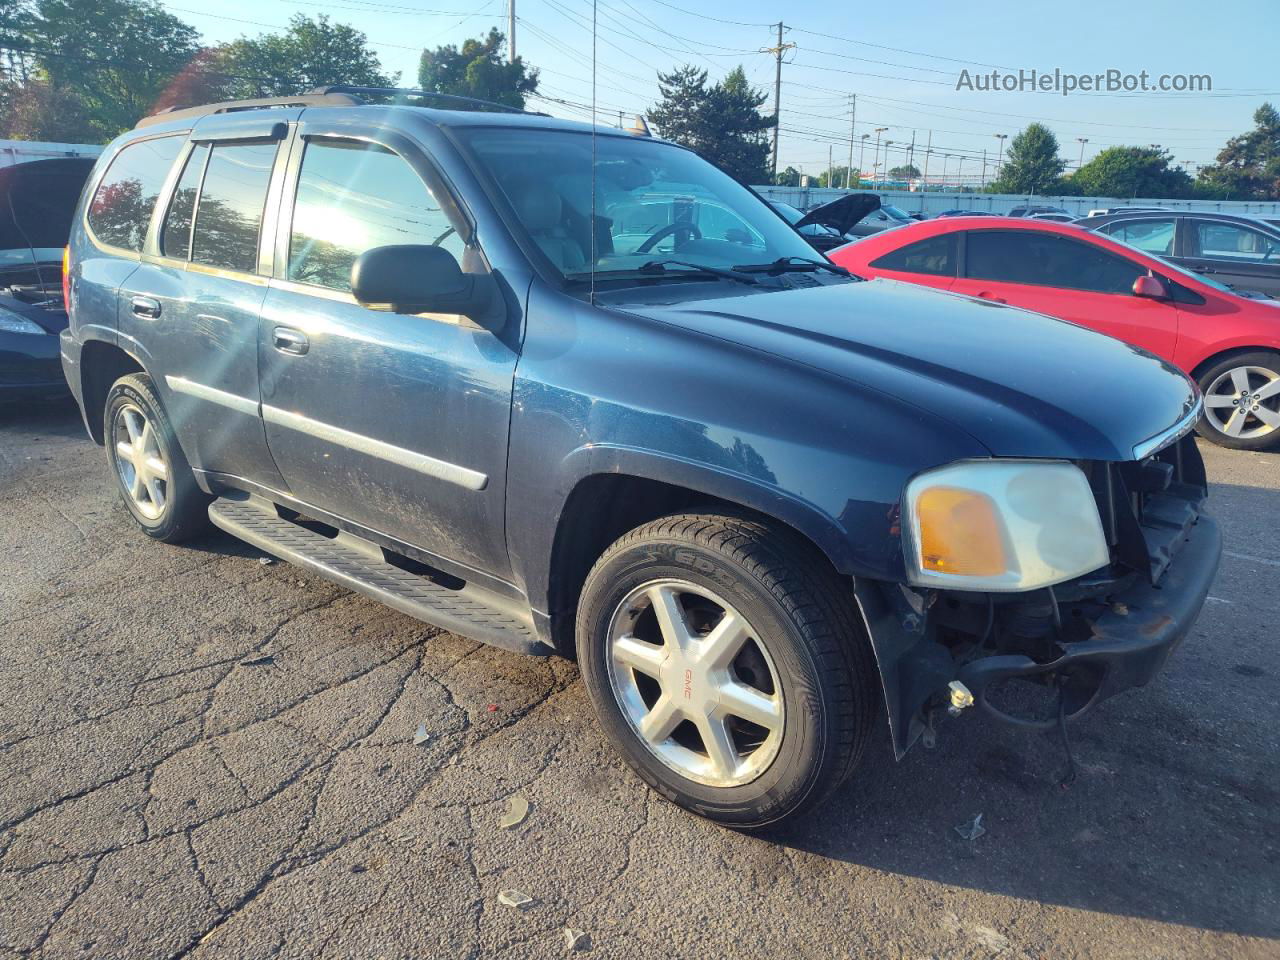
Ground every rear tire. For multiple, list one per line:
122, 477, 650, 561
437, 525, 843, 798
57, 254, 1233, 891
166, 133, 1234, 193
576, 511, 878, 828
1195, 351, 1280, 450
104, 373, 210, 543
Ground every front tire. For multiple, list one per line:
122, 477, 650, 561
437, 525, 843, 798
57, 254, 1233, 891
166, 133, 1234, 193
104, 373, 210, 542
1196, 351, 1280, 450
576, 512, 878, 828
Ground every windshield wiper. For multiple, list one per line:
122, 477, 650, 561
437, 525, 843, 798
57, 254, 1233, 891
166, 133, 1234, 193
731, 256, 852, 277
637, 259, 759, 285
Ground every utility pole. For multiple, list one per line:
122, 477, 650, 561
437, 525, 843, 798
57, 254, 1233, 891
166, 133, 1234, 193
762, 22, 795, 182
508, 0, 516, 64
980, 148, 988, 188
845, 94, 856, 190
994, 133, 1008, 182
940, 154, 948, 189
919, 130, 931, 214
872, 127, 887, 186
1076, 137, 1088, 169
828, 143, 833, 189
955, 155, 964, 188
907, 130, 916, 169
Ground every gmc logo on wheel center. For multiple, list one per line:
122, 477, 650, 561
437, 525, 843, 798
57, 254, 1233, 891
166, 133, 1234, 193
684, 668, 693, 700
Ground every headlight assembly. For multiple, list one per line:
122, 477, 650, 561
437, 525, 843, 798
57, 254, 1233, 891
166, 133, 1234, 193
0, 306, 46, 336
903, 460, 1109, 592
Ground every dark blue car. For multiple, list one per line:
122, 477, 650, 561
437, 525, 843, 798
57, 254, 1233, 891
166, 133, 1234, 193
60, 86, 1220, 827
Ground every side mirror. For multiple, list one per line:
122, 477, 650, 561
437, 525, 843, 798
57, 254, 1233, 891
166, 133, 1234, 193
351, 245, 499, 326
1132, 275, 1169, 300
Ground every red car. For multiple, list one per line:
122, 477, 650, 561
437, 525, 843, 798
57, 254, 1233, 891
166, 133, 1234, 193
829, 217, 1280, 450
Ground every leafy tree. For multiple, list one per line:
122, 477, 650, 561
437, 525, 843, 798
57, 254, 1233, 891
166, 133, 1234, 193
22, 0, 200, 138
0, 75, 95, 140
417, 28, 537, 110
647, 64, 773, 184
988, 123, 1066, 194
216, 14, 394, 100
888, 163, 920, 180
1070, 146, 1194, 199
775, 165, 801, 186
1197, 103, 1280, 200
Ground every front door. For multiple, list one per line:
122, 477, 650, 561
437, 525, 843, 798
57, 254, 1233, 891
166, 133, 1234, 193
258, 129, 518, 579
951, 228, 1179, 363
1180, 218, 1280, 296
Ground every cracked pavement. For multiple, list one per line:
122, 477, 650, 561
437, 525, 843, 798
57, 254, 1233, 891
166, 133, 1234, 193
1, 401, 1277, 959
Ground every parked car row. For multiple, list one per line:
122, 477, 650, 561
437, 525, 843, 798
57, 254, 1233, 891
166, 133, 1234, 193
828, 216, 1280, 449
56, 85, 1220, 829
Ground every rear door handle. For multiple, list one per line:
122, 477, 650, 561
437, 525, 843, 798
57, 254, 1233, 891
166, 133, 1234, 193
131, 296, 161, 319
272, 326, 309, 355
1190, 266, 1216, 274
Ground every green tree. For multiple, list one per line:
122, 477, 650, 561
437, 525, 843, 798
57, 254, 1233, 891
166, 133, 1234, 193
22, 0, 199, 138
988, 123, 1066, 194
0, 75, 96, 140
1070, 146, 1194, 199
1197, 103, 1280, 200
647, 64, 773, 183
417, 28, 537, 110
888, 163, 920, 180
216, 14, 394, 100
775, 165, 802, 187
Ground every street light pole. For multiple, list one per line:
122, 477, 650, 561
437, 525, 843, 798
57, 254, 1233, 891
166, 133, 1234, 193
994, 133, 1008, 183
858, 133, 870, 186
872, 127, 887, 185
1076, 137, 1088, 169
845, 93, 856, 190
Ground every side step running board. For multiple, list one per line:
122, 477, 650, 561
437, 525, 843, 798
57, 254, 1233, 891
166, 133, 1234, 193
209, 496, 550, 656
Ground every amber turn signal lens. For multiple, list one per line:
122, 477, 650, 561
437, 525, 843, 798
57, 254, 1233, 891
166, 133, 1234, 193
914, 486, 1007, 577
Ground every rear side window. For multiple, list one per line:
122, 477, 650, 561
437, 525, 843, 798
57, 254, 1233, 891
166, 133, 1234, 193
966, 230, 1142, 294
87, 136, 185, 252
190, 141, 278, 274
1190, 221, 1280, 263
1100, 218, 1175, 256
870, 234, 956, 277
287, 139, 465, 292
160, 143, 209, 261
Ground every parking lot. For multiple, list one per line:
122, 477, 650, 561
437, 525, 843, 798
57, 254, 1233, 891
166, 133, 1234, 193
1, 400, 1276, 960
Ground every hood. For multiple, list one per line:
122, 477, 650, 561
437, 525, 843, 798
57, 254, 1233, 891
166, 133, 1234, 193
0, 158, 95, 289
794, 193, 881, 234
624, 278, 1197, 462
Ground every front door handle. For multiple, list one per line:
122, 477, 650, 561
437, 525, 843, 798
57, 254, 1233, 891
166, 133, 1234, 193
131, 296, 161, 319
272, 326, 309, 355
1190, 266, 1216, 274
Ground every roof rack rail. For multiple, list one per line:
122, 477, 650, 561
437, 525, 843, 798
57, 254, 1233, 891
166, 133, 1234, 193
309, 85, 542, 116
135, 91, 361, 129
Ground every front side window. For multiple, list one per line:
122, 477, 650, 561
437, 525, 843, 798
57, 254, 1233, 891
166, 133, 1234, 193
1191, 221, 1280, 263
457, 127, 820, 280
870, 233, 955, 277
1101, 218, 1175, 257
966, 230, 1142, 294
288, 139, 466, 292
190, 140, 278, 274
87, 136, 185, 251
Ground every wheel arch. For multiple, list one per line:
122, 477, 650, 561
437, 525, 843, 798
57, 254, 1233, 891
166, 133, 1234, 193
79, 339, 147, 444
540, 450, 857, 656
1189, 344, 1280, 384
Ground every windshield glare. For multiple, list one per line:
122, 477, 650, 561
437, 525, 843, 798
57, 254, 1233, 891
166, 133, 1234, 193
882, 204, 912, 221
460, 128, 821, 280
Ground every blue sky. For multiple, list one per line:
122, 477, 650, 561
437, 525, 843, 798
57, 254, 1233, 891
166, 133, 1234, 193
161, 0, 1279, 183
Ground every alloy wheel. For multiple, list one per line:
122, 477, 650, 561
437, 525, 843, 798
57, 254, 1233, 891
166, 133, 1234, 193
1203, 365, 1280, 441
606, 579, 785, 788
112, 403, 170, 521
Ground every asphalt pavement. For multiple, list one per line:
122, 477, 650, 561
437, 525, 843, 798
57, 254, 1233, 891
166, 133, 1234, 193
1, 400, 1276, 959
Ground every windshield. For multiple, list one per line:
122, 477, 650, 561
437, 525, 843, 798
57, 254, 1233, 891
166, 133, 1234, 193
771, 201, 803, 225
458, 128, 820, 281
882, 204, 912, 222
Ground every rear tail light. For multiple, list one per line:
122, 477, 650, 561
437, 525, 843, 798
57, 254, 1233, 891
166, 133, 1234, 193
62, 246, 71, 310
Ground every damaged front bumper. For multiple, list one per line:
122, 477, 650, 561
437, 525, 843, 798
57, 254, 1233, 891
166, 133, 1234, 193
859, 434, 1222, 758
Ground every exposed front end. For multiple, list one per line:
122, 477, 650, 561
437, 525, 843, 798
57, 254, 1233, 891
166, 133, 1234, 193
860, 418, 1222, 757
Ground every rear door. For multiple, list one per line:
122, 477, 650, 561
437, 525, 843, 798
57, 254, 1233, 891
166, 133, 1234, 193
258, 120, 518, 579
1181, 219, 1280, 296
950, 228, 1179, 361
118, 114, 291, 488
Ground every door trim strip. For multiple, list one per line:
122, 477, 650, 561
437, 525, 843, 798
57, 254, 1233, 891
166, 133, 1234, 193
261, 404, 489, 491
165, 376, 259, 417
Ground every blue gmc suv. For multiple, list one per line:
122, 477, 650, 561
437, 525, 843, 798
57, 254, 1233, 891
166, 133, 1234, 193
61, 86, 1221, 827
